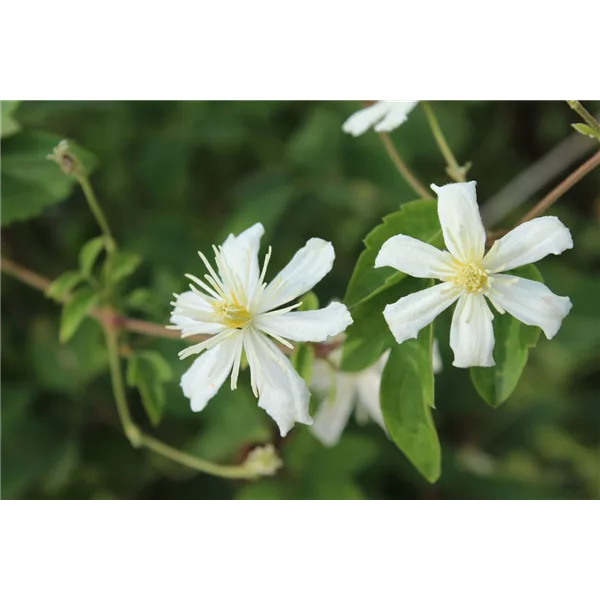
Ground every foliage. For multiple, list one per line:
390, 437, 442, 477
1, 100, 599, 499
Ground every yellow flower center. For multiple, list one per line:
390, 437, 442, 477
454, 263, 489, 293
214, 300, 252, 329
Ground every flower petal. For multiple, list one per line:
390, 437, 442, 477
243, 328, 313, 436
342, 102, 391, 136
220, 223, 264, 294
383, 282, 462, 344
375, 234, 457, 280
487, 275, 572, 339
180, 332, 242, 412
483, 216, 573, 273
432, 181, 486, 264
373, 101, 418, 132
432, 338, 443, 374
255, 301, 352, 343
258, 238, 335, 312
450, 293, 495, 368
355, 360, 387, 430
311, 375, 357, 446
169, 291, 226, 335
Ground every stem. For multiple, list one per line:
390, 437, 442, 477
138, 434, 253, 479
377, 132, 433, 199
567, 101, 600, 137
77, 174, 117, 253
102, 321, 142, 446
516, 149, 600, 225
422, 101, 466, 182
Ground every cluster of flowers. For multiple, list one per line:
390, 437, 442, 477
169, 103, 573, 444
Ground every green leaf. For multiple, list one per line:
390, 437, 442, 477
299, 291, 319, 311
344, 199, 442, 308
79, 236, 106, 277
470, 264, 544, 407
291, 343, 315, 384
104, 252, 141, 284
380, 324, 441, 483
45, 271, 85, 301
59, 287, 99, 343
126, 351, 173, 426
1, 101, 21, 139
341, 276, 429, 372
1, 131, 96, 225
571, 123, 599, 140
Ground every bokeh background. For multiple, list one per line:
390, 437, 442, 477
2, 100, 599, 500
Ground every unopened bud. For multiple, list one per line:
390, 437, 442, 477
243, 444, 282, 477
47, 140, 83, 177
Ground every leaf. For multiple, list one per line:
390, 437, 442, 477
45, 271, 85, 301
470, 265, 543, 407
341, 276, 429, 372
59, 287, 99, 343
79, 236, 106, 277
126, 351, 173, 426
299, 291, 319, 312
344, 199, 442, 308
1, 131, 96, 225
380, 324, 441, 483
571, 123, 599, 140
1, 101, 21, 139
291, 343, 315, 384
104, 252, 141, 284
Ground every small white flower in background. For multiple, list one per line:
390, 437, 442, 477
243, 444, 282, 477
342, 101, 419, 137
169, 223, 353, 436
310, 341, 443, 446
375, 181, 573, 368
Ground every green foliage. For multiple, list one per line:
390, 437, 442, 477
380, 325, 441, 483
571, 123, 599, 141
291, 344, 315, 384
46, 271, 85, 301
79, 236, 106, 277
59, 287, 99, 343
126, 350, 174, 426
1, 100, 22, 138
1, 131, 95, 225
103, 252, 141, 284
470, 265, 543, 407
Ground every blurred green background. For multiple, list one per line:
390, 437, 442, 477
2, 101, 599, 500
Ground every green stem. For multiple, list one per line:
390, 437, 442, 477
139, 434, 254, 479
102, 316, 258, 479
77, 174, 117, 253
567, 101, 600, 138
422, 101, 467, 182
102, 322, 142, 446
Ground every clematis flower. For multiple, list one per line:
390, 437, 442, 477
169, 223, 353, 436
375, 181, 573, 368
311, 341, 443, 446
342, 101, 419, 137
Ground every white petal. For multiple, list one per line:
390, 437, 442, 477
432, 338, 443, 374
483, 216, 573, 273
258, 238, 335, 312
169, 291, 226, 335
450, 294, 495, 368
180, 332, 242, 412
487, 275, 572, 339
373, 101, 418, 132
383, 282, 462, 344
255, 301, 352, 343
244, 328, 312, 436
311, 375, 357, 446
342, 102, 391, 137
355, 369, 386, 431
220, 223, 264, 295
432, 181, 486, 264
375, 234, 458, 280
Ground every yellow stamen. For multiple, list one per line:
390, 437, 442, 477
454, 263, 489, 293
214, 300, 252, 329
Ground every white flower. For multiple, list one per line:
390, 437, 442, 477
342, 101, 419, 137
310, 341, 443, 446
375, 181, 573, 368
169, 223, 353, 436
